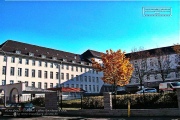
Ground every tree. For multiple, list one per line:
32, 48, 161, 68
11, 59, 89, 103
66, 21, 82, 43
91, 49, 134, 94
129, 47, 150, 89
173, 44, 180, 54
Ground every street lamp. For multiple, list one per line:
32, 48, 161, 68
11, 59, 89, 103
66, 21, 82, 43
0, 48, 7, 107
58, 62, 62, 110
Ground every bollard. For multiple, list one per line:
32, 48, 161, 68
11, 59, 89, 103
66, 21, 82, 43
128, 100, 130, 117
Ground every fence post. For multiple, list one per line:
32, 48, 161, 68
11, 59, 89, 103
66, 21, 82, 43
103, 92, 112, 110
176, 88, 180, 109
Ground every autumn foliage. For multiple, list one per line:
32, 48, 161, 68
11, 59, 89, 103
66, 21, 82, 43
173, 44, 180, 54
91, 49, 134, 86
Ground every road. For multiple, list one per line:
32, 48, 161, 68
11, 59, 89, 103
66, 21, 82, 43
0, 116, 180, 120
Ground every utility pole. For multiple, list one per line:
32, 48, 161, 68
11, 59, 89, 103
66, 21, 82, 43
58, 62, 62, 110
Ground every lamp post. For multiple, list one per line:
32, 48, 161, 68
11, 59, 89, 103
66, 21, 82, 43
58, 62, 62, 110
0, 48, 7, 107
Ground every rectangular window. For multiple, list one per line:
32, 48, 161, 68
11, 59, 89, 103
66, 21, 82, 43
66, 84, 69, 87
11, 57, 15, 63
38, 82, 41, 89
76, 67, 78, 72
61, 73, 64, 80
80, 75, 83, 82
56, 72, 59, 79
19, 58, 22, 64
50, 83, 53, 88
93, 69, 95, 74
32, 60, 35, 66
76, 75, 79, 81
38, 70, 42, 78
92, 77, 95, 82
25, 69, 29, 77
3, 56, 7, 62
89, 76, 91, 82
84, 76, 87, 82
45, 62, 48, 67
93, 85, 95, 92
32, 82, 35, 87
44, 71, 47, 79
25, 81, 28, 87
96, 77, 99, 83
97, 85, 99, 92
81, 67, 83, 72
71, 75, 74, 80
76, 84, 79, 88
66, 65, 69, 70
50, 63, 53, 68
2, 66, 6, 75
71, 84, 74, 88
44, 82, 47, 89
32, 69, 35, 77
18, 80, 21, 83
80, 84, 83, 89
39, 61, 42, 66
10, 80, 14, 84
66, 73, 69, 80
89, 85, 91, 91
10, 67, 15, 76
25, 59, 29, 65
50, 72, 53, 79
2, 80, 6, 85
61, 64, 64, 69
85, 85, 87, 91
71, 66, 74, 71
18, 68, 22, 76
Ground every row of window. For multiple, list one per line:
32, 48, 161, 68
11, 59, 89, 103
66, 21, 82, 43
1, 80, 99, 92
3, 56, 99, 74
2, 66, 100, 82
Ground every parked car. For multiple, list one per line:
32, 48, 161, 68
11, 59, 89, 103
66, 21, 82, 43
136, 88, 157, 94
159, 82, 180, 93
0, 102, 36, 117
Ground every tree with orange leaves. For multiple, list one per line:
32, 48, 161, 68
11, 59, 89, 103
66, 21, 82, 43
91, 49, 134, 94
173, 44, 180, 54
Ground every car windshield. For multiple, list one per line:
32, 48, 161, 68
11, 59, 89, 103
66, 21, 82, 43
171, 82, 180, 87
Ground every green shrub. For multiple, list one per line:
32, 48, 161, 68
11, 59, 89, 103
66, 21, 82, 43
31, 97, 45, 107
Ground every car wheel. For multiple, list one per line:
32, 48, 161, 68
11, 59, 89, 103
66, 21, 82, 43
0, 110, 3, 116
13, 112, 18, 117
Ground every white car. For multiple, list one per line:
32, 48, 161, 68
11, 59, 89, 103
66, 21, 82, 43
136, 88, 157, 94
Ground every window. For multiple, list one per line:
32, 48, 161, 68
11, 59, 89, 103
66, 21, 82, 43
50, 83, 53, 88
76, 67, 78, 72
25, 69, 29, 77
50, 63, 53, 68
66, 84, 69, 87
93, 85, 95, 92
32, 60, 35, 66
11, 57, 15, 63
89, 85, 91, 91
39, 61, 42, 66
19, 58, 22, 64
96, 71, 98, 74
85, 85, 87, 91
38, 82, 41, 89
44, 71, 48, 79
2, 80, 6, 85
97, 85, 99, 92
18, 68, 22, 76
3, 56, 7, 62
71, 66, 74, 71
32, 69, 35, 77
81, 67, 82, 72
66, 65, 69, 70
61, 73, 64, 80
25, 59, 29, 65
2, 66, 6, 75
50, 72, 53, 79
61, 64, 64, 69
61, 84, 64, 87
71, 84, 74, 88
96, 77, 99, 83
16, 50, 21, 54
89, 76, 91, 82
10, 67, 15, 76
85, 76, 87, 82
85, 68, 87, 72
76, 75, 79, 81
56, 72, 59, 79
89, 68, 91, 73
92, 77, 95, 82
71, 75, 74, 80
80, 84, 83, 89
25, 81, 28, 87
45, 62, 48, 67
66, 73, 69, 80
93, 69, 95, 74
32, 82, 35, 87
38, 70, 42, 78
44, 83, 47, 89
55, 63, 58, 68
10, 80, 14, 84
76, 84, 79, 88
176, 72, 180, 78
80, 75, 83, 82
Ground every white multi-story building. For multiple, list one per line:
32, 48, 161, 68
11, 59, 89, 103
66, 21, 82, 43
0, 40, 104, 94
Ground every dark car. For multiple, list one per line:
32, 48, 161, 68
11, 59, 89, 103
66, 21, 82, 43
0, 102, 36, 117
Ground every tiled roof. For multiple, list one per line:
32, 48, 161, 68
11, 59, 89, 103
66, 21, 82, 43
47, 87, 86, 92
0, 40, 88, 64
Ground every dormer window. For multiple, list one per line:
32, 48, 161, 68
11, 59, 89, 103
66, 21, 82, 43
89, 63, 92, 66
15, 50, 21, 54
41, 55, 46, 58
72, 60, 75, 63
62, 59, 67, 62
52, 57, 57, 60
74, 56, 77, 59
81, 62, 84, 65
29, 52, 34, 56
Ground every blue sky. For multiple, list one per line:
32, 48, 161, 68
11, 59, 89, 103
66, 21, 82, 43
0, 1, 179, 54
